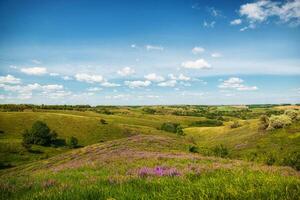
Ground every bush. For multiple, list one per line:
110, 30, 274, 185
230, 121, 241, 129
284, 109, 299, 121
265, 154, 276, 166
267, 114, 292, 130
212, 144, 229, 158
22, 121, 57, 146
161, 122, 184, 136
190, 119, 223, 127
100, 119, 107, 124
66, 136, 78, 148
259, 115, 269, 130
189, 146, 199, 153
282, 152, 300, 170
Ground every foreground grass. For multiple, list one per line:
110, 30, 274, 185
1, 169, 299, 200
1, 135, 299, 200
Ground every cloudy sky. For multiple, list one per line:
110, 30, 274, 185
0, 0, 299, 105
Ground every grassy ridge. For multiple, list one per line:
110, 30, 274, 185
1, 135, 299, 200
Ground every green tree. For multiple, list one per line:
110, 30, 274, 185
22, 121, 57, 146
66, 136, 78, 148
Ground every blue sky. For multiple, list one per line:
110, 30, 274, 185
0, 0, 299, 105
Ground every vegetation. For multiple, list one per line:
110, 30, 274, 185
0, 104, 300, 199
190, 119, 223, 127
66, 136, 78, 148
22, 121, 57, 146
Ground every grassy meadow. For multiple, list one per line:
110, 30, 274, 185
0, 104, 299, 199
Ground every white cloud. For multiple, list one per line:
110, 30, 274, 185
124, 80, 151, 88
207, 7, 223, 17
117, 67, 135, 76
0, 83, 65, 99
75, 73, 104, 83
182, 59, 211, 69
145, 45, 164, 51
211, 52, 222, 58
131, 44, 137, 48
49, 73, 60, 76
178, 74, 191, 81
230, 19, 242, 25
9, 65, 17, 69
218, 77, 258, 91
240, 0, 300, 27
42, 84, 64, 91
101, 81, 120, 87
87, 87, 102, 92
20, 67, 47, 75
105, 94, 130, 100
0, 75, 21, 84
192, 46, 205, 54
157, 80, 177, 87
203, 20, 216, 28
31, 59, 42, 64
144, 73, 165, 82
62, 76, 72, 80
169, 73, 190, 81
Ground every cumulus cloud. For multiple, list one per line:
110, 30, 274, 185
101, 81, 120, 87
117, 67, 135, 76
203, 20, 216, 28
230, 19, 242, 25
211, 52, 223, 58
75, 73, 104, 83
124, 80, 151, 88
49, 73, 60, 76
31, 59, 42, 64
20, 67, 47, 75
62, 76, 72, 80
218, 77, 258, 91
145, 45, 164, 51
0, 83, 65, 99
239, 0, 300, 27
192, 46, 205, 54
182, 59, 211, 69
157, 80, 177, 87
87, 87, 102, 92
0, 75, 21, 84
144, 73, 165, 82
168, 74, 191, 81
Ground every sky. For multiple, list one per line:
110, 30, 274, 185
0, 0, 299, 105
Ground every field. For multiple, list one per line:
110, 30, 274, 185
0, 105, 299, 199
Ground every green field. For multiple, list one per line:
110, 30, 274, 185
0, 105, 299, 199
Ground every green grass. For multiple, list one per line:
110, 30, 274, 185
0, 105, 300, 199
0, 135, 299, 200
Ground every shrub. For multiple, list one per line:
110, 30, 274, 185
161, 122, 179, 133
284, 109, 299, 121
212, 144, 229, 158
189, 146, 199, 153
265, 154, 276, 166
22, 121, 57, 146
259, 115, 269, 130
267, 114, 292, 130
100, 119, 107, 124
142, 107, 156, 114
66, 136, 78, 148
230, 121, 241, 129
190, 119, 223, 127
282, 152, 300, 170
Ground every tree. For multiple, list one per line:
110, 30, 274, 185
22, 121, 57, 146
66, 136, 78, 148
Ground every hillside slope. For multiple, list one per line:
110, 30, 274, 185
1, 134, 299, 200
